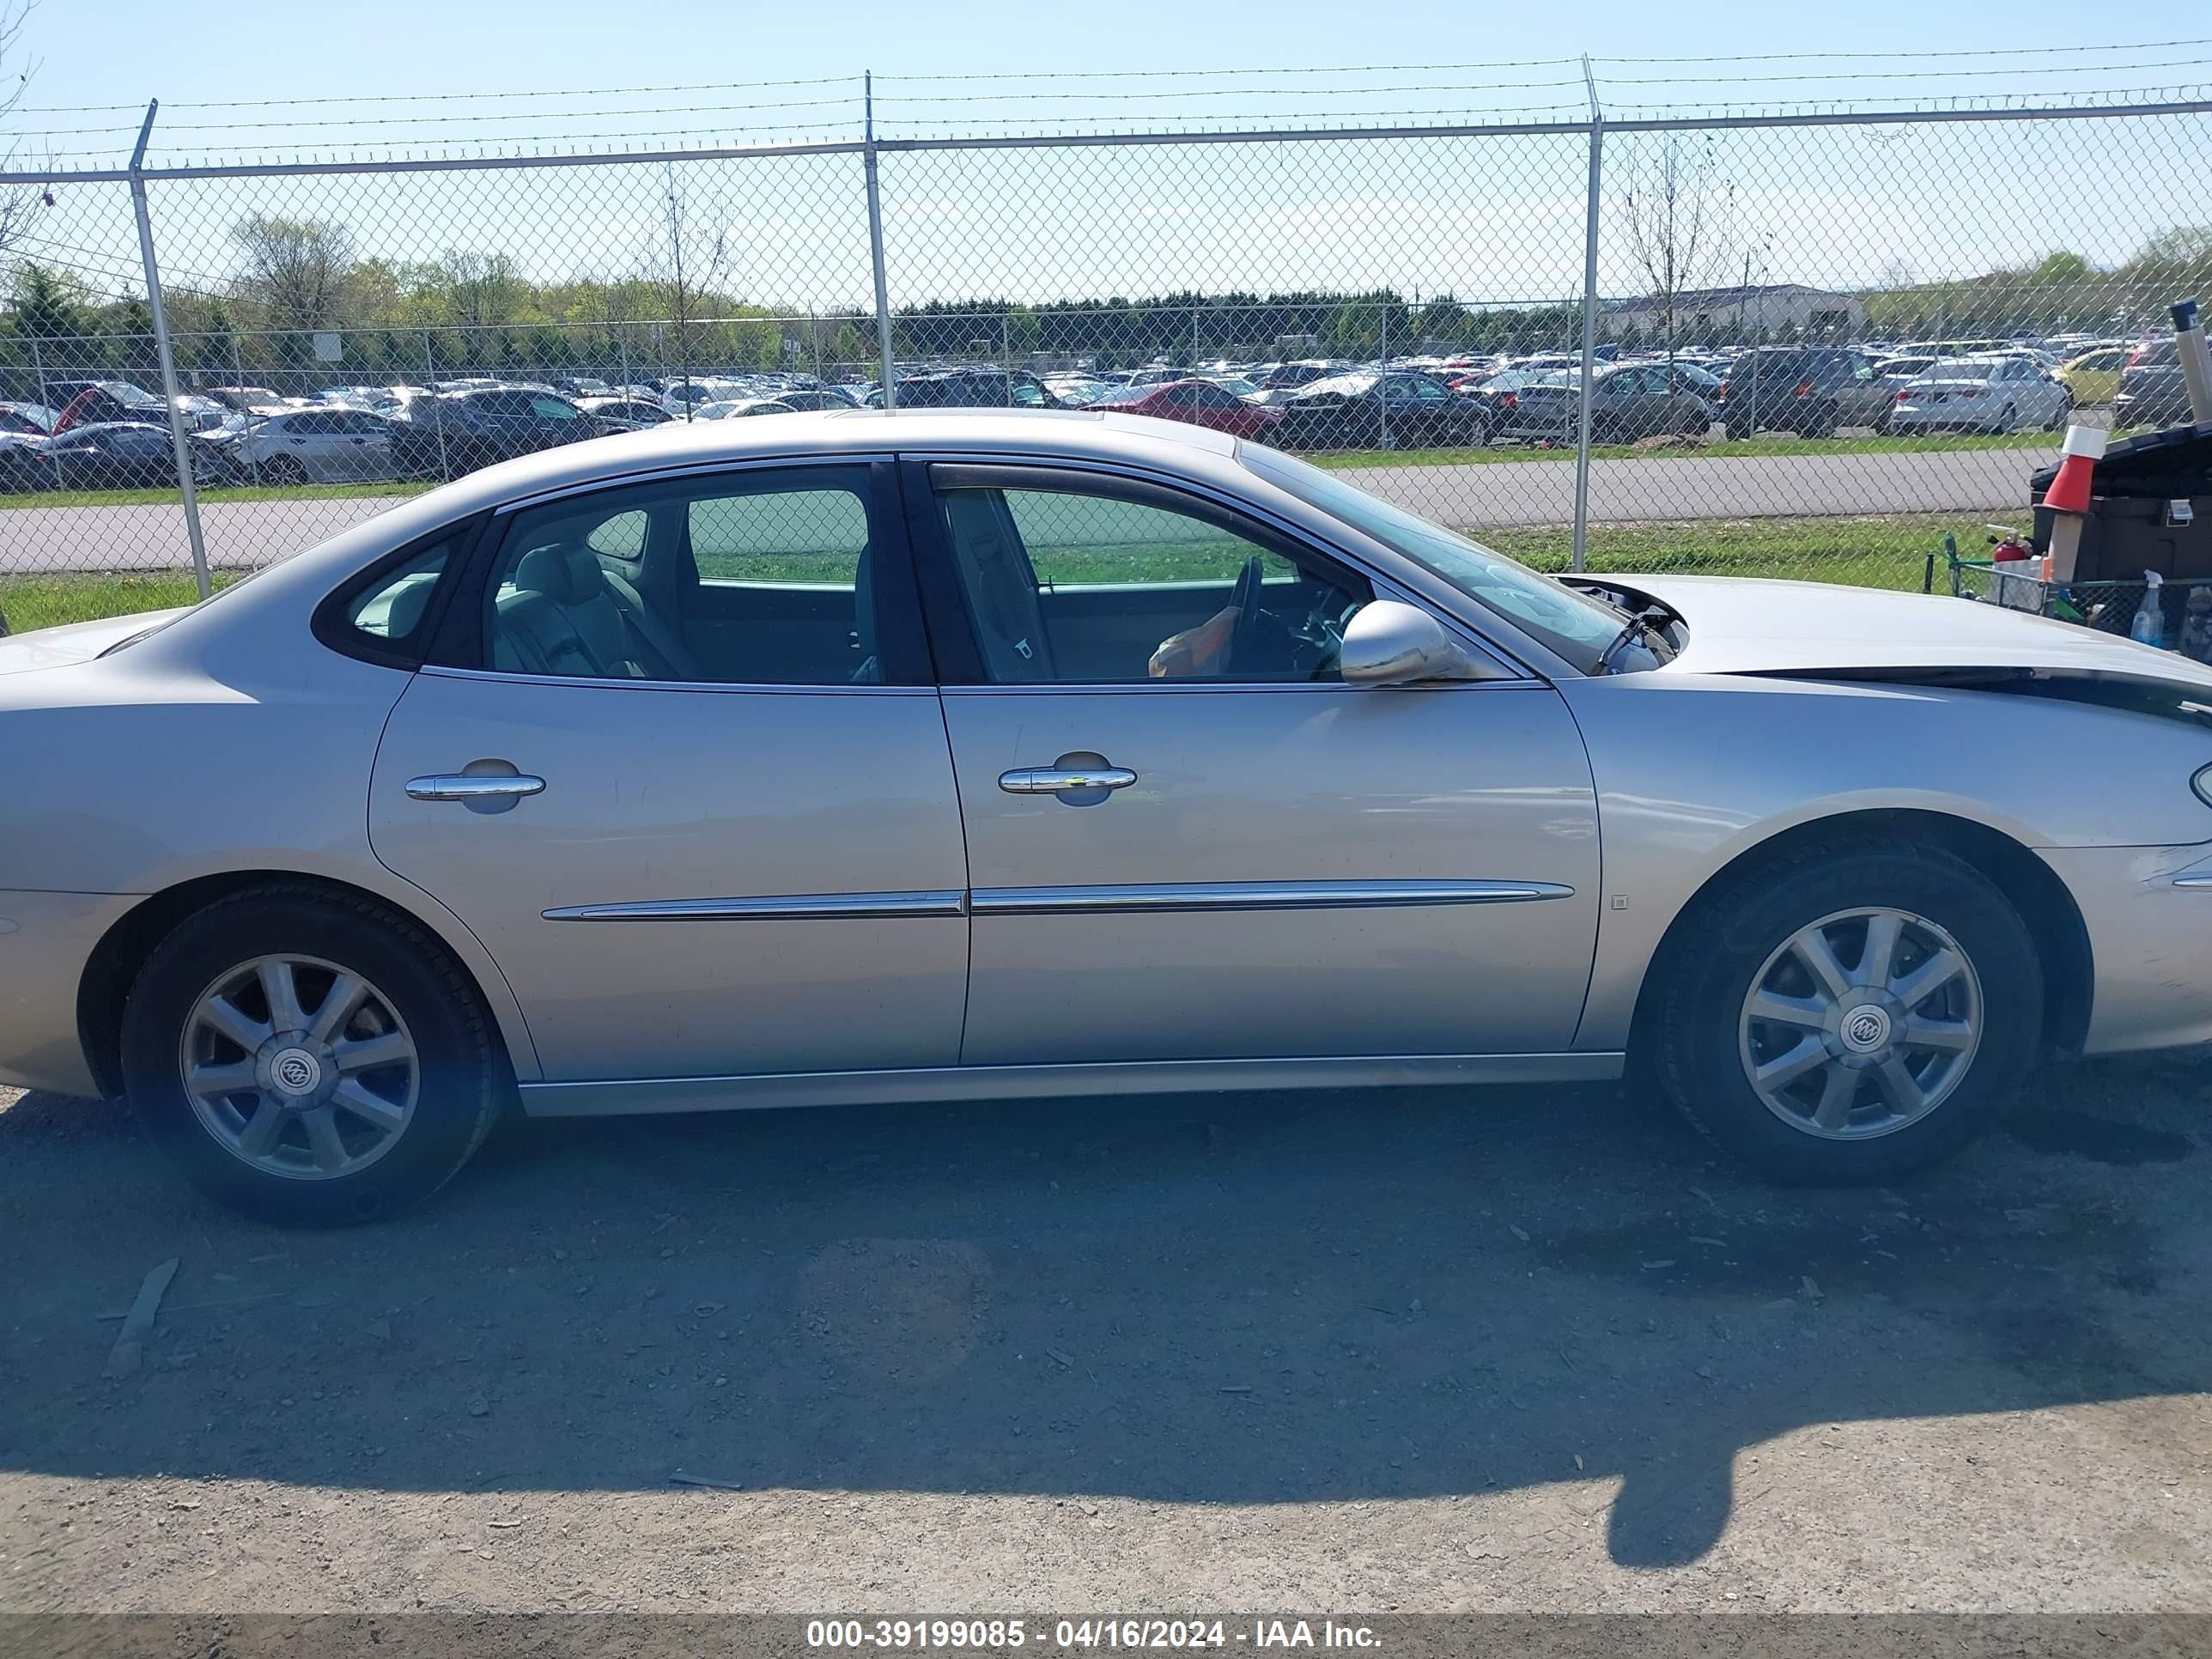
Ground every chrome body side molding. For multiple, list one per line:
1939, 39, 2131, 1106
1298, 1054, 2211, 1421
520, 1051, 1626, 1116
544, 879, 1572, 921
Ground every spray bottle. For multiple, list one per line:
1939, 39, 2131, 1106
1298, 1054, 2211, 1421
2132, 571, 2166, 647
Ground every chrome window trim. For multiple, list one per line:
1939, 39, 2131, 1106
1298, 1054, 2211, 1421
545, 890, 967, 921
417, 664, 937, 697
969, 879, 1574, 915
939, 677, 1543, 697
491, 449, 896, 516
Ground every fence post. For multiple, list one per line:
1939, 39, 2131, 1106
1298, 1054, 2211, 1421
27, 332, 47, 423
1377, 301, 1390, 451
127, 101, 212, 601
228, 332, 261, 485
421, 329, 452, 483
1570, 58, 1604, 574
617, 319, 631, 397
863, 71, 897, 408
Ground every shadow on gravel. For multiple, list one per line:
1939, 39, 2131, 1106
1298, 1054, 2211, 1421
0, 1056, 2204, 1568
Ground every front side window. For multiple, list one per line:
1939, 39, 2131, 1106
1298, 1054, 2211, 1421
1243, 445, 1622, 673
482, 467, 890, 685
934, 475, 1370, 684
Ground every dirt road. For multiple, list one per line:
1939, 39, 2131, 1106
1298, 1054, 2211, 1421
2, 1056, 2208, 1614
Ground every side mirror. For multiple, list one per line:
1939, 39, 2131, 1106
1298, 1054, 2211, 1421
1340, 599, 1486, 687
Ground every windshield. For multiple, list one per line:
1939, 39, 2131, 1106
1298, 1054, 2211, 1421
1242, 444, 1626, 672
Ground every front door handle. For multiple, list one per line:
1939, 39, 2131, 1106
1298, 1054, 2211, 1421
406, 774, 546, 802
999, 765, 1137, 795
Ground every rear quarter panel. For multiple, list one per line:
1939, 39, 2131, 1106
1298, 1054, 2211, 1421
0, 632, 544, 1081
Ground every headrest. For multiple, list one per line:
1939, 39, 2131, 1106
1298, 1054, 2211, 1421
514, 544, 607, 607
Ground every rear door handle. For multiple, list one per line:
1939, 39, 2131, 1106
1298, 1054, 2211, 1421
406, 774, 546, 802
999, 765, 1137, 794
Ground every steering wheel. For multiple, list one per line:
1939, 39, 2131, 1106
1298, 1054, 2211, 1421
1227, 554, 1267, 674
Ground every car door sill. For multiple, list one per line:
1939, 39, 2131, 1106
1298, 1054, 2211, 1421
519, 1052, 1624, 1116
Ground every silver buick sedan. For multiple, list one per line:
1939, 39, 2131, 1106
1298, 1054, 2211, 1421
5, 410, 2209, 1225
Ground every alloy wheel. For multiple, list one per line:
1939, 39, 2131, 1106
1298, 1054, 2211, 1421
1737, 908, 1983, 1141
179, 954, 420, 1181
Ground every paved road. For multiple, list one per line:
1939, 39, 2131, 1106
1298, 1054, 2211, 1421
0, 443, 2051, 573
3, 1053, 2208, 1616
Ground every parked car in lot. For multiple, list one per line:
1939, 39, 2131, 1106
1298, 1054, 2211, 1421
195, 407, 398, 485
574, 397, 674, 434
1088, 378, 1285, 440
25, 421, 223, 489
0, 400, 56, 435
1889, 356, 2071, 434
1718, 347, 1893, 437
1253, 359, 1351, 395
2055, 348, 2129, 407
386, 386, 596, 478
0, 432, 44, 491
694, 398, 799, 420
6, 410, 2211, 1225
1497, 362, 1715, 444
51, 380, 167, 433
2114, 340, 2194, 428
1274, 370, 1492, 450
202, 386, 283, 412
894, 368, 1064, 409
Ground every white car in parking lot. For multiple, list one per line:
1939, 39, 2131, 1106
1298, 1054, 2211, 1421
1889, 356, 2072, 434
202, 407, 400, 485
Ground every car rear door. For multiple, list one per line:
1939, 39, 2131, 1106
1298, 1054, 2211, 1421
368, 458, 970, 1092
908, 459, 1601, 1067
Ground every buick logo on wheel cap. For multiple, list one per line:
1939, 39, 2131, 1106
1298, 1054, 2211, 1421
271, 1048, 322, 1097
1841, 1007, 1892, 1054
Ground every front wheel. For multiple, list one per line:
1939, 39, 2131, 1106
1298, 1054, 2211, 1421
1655, 841, 2040, 1183
122, 885, 506, 1226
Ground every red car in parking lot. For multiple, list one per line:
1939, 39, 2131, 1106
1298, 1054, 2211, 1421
1091, 379, 1284, 440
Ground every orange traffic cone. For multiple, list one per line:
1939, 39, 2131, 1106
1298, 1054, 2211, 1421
2042, 423, 2106, 580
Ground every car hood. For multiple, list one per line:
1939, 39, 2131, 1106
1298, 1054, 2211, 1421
0, 607, 190, 673
1608, 574, 2212, 689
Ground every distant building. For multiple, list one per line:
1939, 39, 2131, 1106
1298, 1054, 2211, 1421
1605, 283, 1866, 341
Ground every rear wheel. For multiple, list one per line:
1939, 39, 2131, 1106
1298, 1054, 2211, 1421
122, 885, 506, 1226
262, 454, 308, 487
1655, 840, 2040, 1183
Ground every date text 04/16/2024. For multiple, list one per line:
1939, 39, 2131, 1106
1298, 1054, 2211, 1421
804, 1619, 1384, 1649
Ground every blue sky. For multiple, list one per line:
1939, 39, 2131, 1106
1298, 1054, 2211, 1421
6, 3, 2206, 314
18, 0, 2203, 146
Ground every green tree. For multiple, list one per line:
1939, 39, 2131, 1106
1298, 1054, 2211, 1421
232, 216, 356, 332
11, 262, 87, 346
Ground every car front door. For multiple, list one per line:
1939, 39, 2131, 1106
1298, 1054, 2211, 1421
909, 461, 1601, 1067
329, 409, 394, 479
368, 459, 969, 1091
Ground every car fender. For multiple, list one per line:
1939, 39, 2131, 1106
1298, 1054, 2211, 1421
1557, 671, 2212, 1050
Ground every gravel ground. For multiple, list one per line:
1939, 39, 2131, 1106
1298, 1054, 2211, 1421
1, 1055, 2208, 1615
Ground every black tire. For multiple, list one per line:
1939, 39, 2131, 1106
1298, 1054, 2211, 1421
1654, 837, 2041, 1184
1996, 403, 2018, 435
121, 884, 506, 1227
263, 455, 308, 487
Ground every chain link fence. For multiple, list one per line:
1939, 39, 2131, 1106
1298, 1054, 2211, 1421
1, 94, 2208, 624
